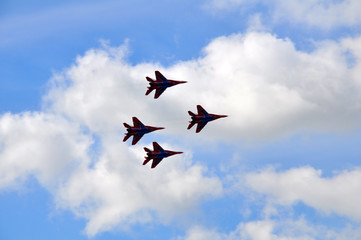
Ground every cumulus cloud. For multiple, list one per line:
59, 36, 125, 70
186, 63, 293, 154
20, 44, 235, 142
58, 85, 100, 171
3, 31, 361, 236
206, 0, 361, 29
0, 40, 224, 235
55, 139, 222, 236
0, 112, 92, 189
0, 112, 222, 237
0, 113, 222, 237
181, 218, 361, 240
45, 32, 361, 141
246, 166, 361, 219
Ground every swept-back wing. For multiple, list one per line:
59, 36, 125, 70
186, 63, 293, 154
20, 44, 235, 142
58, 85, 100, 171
154, 88, 167, 99
123, 134, 131, 142
155, 71, 168, 82
153, 142, 164, 152
151, 158, 163, 168
132, 133, 144, 145
132, 117, 144, 128
197, 105, 208, 116
196, 122, 208, 133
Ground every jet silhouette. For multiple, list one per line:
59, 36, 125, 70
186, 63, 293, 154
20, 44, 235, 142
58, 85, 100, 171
187, 105, 227, 133
123, 117, 164, 145
143, 142, 183, 168
145, 71, 187, 99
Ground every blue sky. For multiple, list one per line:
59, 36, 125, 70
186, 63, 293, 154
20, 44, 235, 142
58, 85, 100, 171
1, 0, 361, 239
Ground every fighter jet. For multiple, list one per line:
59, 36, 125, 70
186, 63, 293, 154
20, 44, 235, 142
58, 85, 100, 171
145, 71, 187, 99
123, 117, 164, 145
143, 142, 183, 168
187, 105, 228, 133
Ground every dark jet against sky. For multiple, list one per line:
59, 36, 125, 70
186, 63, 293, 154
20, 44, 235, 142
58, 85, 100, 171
143, 142, 183, 168
188, 105, 228, 133
123, 117, 164, 145
145, 71, 187, 99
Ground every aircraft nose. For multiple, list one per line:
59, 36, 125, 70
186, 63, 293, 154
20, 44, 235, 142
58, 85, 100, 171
176, 81, 187, 84
168, 151, 183, 156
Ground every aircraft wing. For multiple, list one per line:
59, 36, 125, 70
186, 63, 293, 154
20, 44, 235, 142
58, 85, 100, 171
155, 71, 168, 82
197, 105, 208, 116
196, 122, 208, 133
132, 117, 144, 128
123, 134, 131, 142
151, 158, 163, 168
152, 142, 164, 152
132, 133, 144, 145
187, 121, 196, 130
154, 87, 166, 99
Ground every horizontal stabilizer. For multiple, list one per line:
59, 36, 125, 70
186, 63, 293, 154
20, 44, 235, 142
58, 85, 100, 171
187, 121, 195, 130
144, 147, 151, 153
145, 88, 154, 95
188, 111, 195, 117
123, 122, 131, 128
143, 158, 151, 165
123, 134, 131, 142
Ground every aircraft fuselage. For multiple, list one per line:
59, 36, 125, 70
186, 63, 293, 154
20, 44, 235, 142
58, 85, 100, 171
127, 126, 153, 135
150, 80, 186, 88
147, 150, 182, 159
191, 114, 225, 123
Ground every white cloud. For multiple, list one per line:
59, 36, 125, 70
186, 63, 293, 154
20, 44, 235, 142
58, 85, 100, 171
3, 31, 361, 236
0, 109, 222, 237
181, 218, 361, 240
45, 32, 361, 141
0, 111, 222, 237
55, 139, 222, 236
0, 38, 223, 235
181, 226, 225, 240
246, 166, 361, 219
206, 0, 361, 29
271, 0, 361, 29
0, 112, 91, 189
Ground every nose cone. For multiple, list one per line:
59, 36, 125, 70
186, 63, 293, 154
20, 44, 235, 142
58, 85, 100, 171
217, 115, 228, 119
154, 127, 165, 131
175, 81, 187, 85
169, 151, 183, 156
